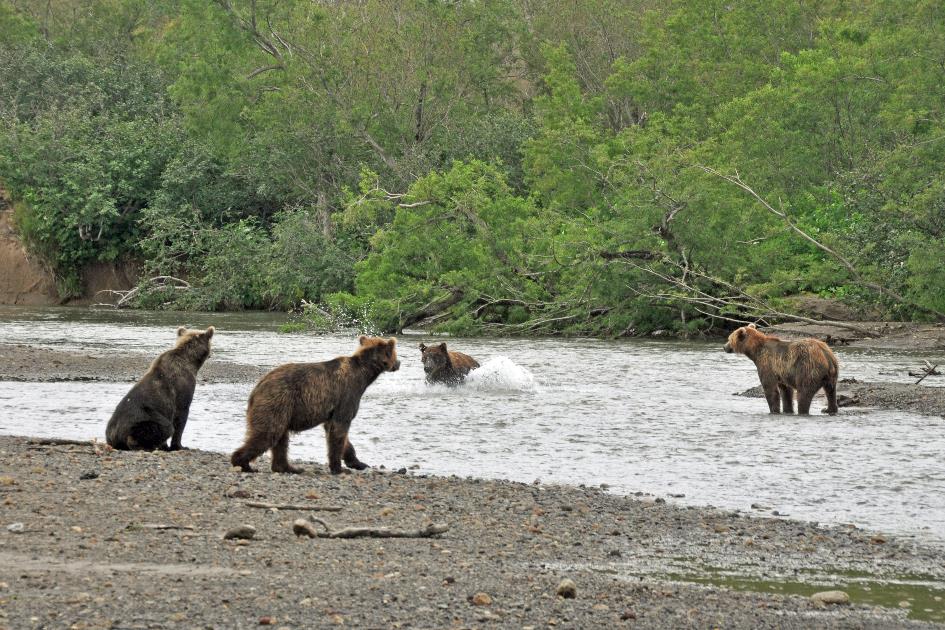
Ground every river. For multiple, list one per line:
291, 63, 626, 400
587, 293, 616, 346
0, 305, 942, 547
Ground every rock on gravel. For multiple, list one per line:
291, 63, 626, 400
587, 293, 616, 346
223, 524, 256, 540
811, 590, 850, 606
556, 578, 577, 599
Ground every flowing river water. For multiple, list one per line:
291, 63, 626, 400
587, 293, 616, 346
1, 306, 943, 549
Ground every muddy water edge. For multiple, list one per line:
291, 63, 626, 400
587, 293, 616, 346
0, 305, 943, 626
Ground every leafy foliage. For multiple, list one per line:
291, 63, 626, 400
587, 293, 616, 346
1, 0, 943, 331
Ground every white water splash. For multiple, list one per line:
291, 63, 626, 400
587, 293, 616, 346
464, 356, 540, 393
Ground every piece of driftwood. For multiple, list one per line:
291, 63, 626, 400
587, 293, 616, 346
911, 361, 941, 385
293, 518, 449, 539
244, 501, 343, 512
128, 523, 195, 531
26, 438, 95, 446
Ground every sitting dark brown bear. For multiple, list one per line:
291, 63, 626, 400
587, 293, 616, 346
106, 326, 214, 450
419, 342, 479, 385
231, 336, 400, 474
724, 323, 839, 415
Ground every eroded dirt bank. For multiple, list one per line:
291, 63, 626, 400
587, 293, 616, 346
1, 435, 943, 628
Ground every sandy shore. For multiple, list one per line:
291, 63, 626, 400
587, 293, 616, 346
1, 435, 943, 629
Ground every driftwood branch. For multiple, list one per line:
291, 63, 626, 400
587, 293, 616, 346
914, 363, 940, 386
701, 166, 945, 321
293, 518, 449, 539
130, 523, 195, 531
26, 437, 96, 446
244, 501, 343, 512
93, 276, 191, 309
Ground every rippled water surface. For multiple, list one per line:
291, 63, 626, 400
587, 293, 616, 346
1, 306, 943, 545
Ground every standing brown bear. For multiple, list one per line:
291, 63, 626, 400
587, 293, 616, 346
724, 323, 839, 415
419, 342, 480, 385
106, 326, 214, 450
231, 336, 400, 474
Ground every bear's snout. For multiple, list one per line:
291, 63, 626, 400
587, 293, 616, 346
723, 343, 733, 353
390, 359, 401, 372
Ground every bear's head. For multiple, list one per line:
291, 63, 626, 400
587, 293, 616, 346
356, 336, 400, 372
175, 326, 214, 365
723, 323, 763, 354
419, 342, 451, 376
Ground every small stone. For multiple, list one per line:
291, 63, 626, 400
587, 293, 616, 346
556, 578, 577, 599
293, 519, 319, 538
620, 610, 637, 620
226, 488, 251, 499
592, 603, 609, 612
470, 592, 492, 606
810, 590, 849, 606
870, 535, 887, 544
223, 525, 256, 540
0, 476, 16, 486
898, 600, 911, 608
6, 522, 25, 533
258, 616, 275, 625
79, 471, 99, 480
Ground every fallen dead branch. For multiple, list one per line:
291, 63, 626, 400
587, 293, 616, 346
27, 438, 96, 446
245, 501, 343, 512
128, 523, 195, 531
293, 518, 449, 539
913, 362, 941, 386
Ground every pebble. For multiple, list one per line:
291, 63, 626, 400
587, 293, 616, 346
470, 592, 492, 606
556, 578, 577, 599
810, 590, 850, 606
223, 525, 256, 540
6, 522, 24, 533
79, 471, 99, 480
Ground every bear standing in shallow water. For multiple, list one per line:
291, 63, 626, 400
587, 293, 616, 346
724, 323, 839, 415
106, 326, 214, 450
231, 336, 400, 474
419, 342, 479, 385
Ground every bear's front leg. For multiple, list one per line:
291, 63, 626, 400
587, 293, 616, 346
761, 380, 781, 414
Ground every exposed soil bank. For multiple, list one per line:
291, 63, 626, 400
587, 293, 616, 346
1, 435, 943, 628
765, 321, 945, 351
0, 343, 267, 384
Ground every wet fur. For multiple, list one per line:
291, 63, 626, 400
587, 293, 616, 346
419, 342, 479, 385
106, 326, 214, 450
724, 324, 839, 415
231, 336, 400, 474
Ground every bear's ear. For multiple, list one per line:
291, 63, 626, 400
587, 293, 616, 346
359, 335, 368, 346
387, 337, 397, 347
438, 342, 447, 351
737, 328, 746, 339
177, 326, 188, 337
419, 343, 426, 351
747, 323, 757, 329
205, 326, 214, 339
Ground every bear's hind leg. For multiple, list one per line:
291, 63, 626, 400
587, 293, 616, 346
778, 384, 794, 414
343, 437, 368, 471
796, 385, 819, 415
325, 423, 350, 475
823, 379, 839, 415
270, 432, 304, 474
231, 426, 271, 473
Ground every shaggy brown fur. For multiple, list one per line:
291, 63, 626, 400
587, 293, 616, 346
724, 324, 839, 415
419, 342, 480, 385
106, 326, 214, 450
231, 336, 400, 474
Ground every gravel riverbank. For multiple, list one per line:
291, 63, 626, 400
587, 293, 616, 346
1, 435, 943, 629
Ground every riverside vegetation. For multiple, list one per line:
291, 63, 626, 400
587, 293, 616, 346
1, 1, 945, 336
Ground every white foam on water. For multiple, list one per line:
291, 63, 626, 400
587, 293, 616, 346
464, 356, 540, 393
